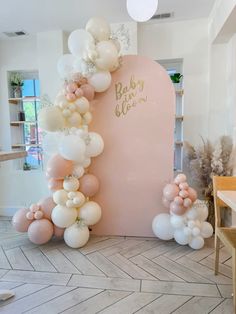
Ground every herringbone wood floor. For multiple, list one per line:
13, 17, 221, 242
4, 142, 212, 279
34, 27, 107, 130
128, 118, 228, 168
0, 217, 234, 313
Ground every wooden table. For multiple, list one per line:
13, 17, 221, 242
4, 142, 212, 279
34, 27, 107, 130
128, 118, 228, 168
0, 151, 27, 162
217, 190, 236, 212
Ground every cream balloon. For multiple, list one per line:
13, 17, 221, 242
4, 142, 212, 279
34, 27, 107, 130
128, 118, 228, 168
53, 190, 68, 205
51, 205, 77, 228
82, 112, 93, 125
72, 164, 85, 178
75, 97, 90, 114
68, 29, 94, 57
64, 223, 90, 248
59, 134, 86, 162
73, 192, 86, 207
86, 132, 104, 157
88, 71, 111, 92
95, 41, 118, 71
63, 177, 80, 192
78, 201, 102, 225
38, 107, 64, 132
86, 17, 111, 41
67, 112, 82, 127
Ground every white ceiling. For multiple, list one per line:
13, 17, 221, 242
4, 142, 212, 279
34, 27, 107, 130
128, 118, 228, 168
0, 0, 216, 38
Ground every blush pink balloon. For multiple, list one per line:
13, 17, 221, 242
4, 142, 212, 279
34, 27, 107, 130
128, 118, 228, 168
170, 202, 187, 216
179, 190, 189, 199
12, 208, 32, 232
75, 88, 84, 98
183, 197, 192, 208
174, 174, 187, 185
53, 226, 65, 238
47, 154, 73, 179
163, 184, 179, 201
174, 196, 184, 205
66, 82, 78, 93
28, 219, 54, 245
48, 178, 64, 191
79, 77, 87, 85
179, 182, 189, 190
34, 210, 44, 220
26, 211, 34, 220
80, 84, 95, 101
38, 197, 56, 220
188, 187, 197, 202
66, 93, 76, 102
162, 197, 171, 209
79, 174, 100, 197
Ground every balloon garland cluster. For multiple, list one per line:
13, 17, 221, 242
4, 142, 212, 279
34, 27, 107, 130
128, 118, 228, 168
152, 174, 214, 250
12, 17, 121, 248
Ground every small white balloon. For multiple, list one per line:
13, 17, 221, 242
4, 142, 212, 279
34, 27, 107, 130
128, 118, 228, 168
64, 223, 90, 248
183, 227, 192, 237
86, 132, 104, 157
86, 17, 111, 42
75, 97, 90, 114
174, 229, 191, 245
201, 221, 213, 238
57, 54, 75, 79
73, 192, 86, 207
72, 164, 85, 178
82, 112, 93, 125
186, 207, 198, 220
81, 158, 91, 168
51, 205, 77, 228
152, 213, 174, 240
68, 29, 94, 57
53, 190, 68, 205
192, 227, 201, 237
63, 177, 80, 192
88, 71, 111, 92
68, 192, 77, 200
38, 107, 65, 132
187, 220, 196, 229
78, 201, 102, 226
189, 236, 205, 250
59, 134, 86, 162
66, 199, 75, 208
170, 215, 185, 229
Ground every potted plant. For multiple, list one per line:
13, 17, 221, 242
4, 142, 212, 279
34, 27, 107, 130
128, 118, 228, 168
10, 72, 24, 98
170, 73, 183, 84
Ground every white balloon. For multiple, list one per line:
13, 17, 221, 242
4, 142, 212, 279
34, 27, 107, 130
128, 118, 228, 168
72, 192, 86, 207
42, 132, 62, 155
174, 229, 191, 245
64, 223, 90, 248
187, 220, 196, 229
72, 164, 85, 178
57, 54, 75, 79
53, 190, 68, 205
51, 205, 77, 228
196, 203, 209, 221
67, 112, 82, 127
59, 134, 86, 162
86, 17, 111, 41
81, 157, 91, 168
88, 71, 111, 92
68, 29, 94, 57
95, 41, 118, 71
63, 177, 80, 192
192, 227, 201, 237
170, 215, 185, 229
127, 0, 158, 22
201, 222, 213, 238
38, 107, 65, 132
152, 213, 174, 240
186, 207, 198, 220
66, 199, 75, 208
78, 201, 102, 226
86, 132, 104, 157
183, 227, 192, 237
75, 97, 90, 114
189, 236, 205, 250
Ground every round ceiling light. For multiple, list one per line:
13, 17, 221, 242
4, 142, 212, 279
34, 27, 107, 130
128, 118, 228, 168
127, 0, 158, 22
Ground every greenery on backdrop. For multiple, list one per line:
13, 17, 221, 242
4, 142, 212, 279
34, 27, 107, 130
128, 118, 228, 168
184, 136, 235, 228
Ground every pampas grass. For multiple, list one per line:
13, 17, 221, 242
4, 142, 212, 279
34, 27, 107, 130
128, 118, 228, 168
184, 136, 234, 228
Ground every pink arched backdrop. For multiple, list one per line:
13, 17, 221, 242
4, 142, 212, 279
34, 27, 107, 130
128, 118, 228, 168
90, 55, 175, 236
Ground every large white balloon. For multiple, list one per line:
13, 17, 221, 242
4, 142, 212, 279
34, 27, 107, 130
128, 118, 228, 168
88, 71, 111, 92
42, 132, 62, 155
78, 201, 102, 226
57, 54, 75, 79
201, 222, 213, 238
95, 41, 118, 71
68, 29, 94, 57
86, 17, 111, 42
86, 132, 104, 157
196, 202, 209, 221
152, 213, 174, 240
127, 0, 158, 22
38, 107, 65, 132
174, 229, 191, 245
51, 205, 77, 228
64, 223, 90, 248
59, 134, 86, 162
170, 215, 185, 229
189, 236, 205, 250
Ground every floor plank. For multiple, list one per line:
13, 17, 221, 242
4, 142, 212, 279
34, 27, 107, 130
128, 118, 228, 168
23, 248, 57, 272
5, 247, 34, 270
0, 246, 12, 269
210, 298, 234, 313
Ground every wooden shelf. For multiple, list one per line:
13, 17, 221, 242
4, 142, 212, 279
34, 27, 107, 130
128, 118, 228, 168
0, 151, 27, 162
175, 115, 184, 121
8, 96, 40, 104
176, 90, 184, 96
12, 144, 41, 148
10, 121, 36, 126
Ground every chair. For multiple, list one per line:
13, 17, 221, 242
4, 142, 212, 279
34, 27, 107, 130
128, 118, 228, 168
213, 176, 236, 311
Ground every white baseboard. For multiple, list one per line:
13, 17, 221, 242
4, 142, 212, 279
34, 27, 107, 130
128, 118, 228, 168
0, 207, 21, 217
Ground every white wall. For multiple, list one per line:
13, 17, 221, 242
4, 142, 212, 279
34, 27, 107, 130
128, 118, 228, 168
0, 32, 65, 213
138, 19, 210, 146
